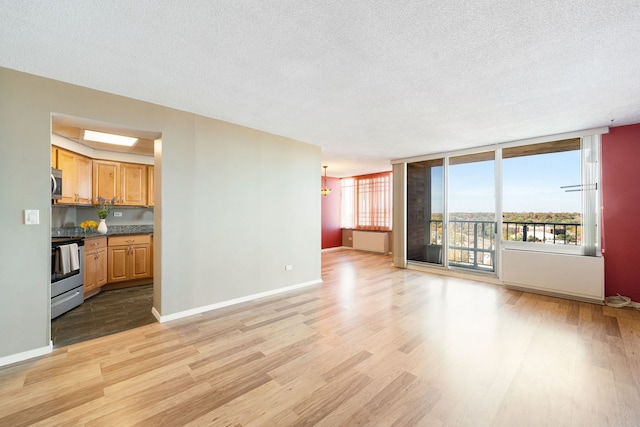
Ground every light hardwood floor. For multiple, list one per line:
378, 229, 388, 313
2, 249, 640, 426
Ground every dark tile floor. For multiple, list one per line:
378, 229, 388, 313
51, 284, 156, 348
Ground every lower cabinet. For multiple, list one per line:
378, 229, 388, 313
84, 236, 108, 297
107, 235, 152, 283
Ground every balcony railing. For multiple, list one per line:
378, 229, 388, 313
427, 219, 582, 270
429, 219, 495, 271
503, 221, 581, 245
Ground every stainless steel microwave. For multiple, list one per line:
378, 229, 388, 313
51, 167, 62, 199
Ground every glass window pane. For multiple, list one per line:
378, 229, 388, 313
502, 139, 582, 246
448, 152, 495, 272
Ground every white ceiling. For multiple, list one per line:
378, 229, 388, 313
2, 1, 640, 177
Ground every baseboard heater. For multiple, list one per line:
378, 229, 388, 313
352, 231, 389, 254
502, 249, 604, 303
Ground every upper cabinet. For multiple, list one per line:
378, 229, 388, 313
93, 160, 120, 203
121, 163, 147, 206
93, 160, 149, 206
54, 147, 92, 205
53, 146, 153, 207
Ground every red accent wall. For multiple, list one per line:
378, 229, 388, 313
602, 123, 640, 301
321, 176, 342, 249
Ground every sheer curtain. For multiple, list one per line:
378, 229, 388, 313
340, 178, 355, 229
581, 134, 600, 256
341, 172, 392, 230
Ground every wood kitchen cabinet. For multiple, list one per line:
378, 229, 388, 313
84, 236, 107, 297
107, 235, 152, 283
93, 160, 148, 206
93, 160, 120, 203
121, 163, 147, 206
54, 147, 92, 204
147, 166, 154, 207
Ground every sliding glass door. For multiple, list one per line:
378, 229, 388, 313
448, 152, 496, 272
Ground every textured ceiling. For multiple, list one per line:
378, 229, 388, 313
2, 1, 640, 177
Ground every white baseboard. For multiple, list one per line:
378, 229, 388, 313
153, 278, 323, 323
151, 306, 162, 322
0, 342, 52, 368
321, 246, 350, 252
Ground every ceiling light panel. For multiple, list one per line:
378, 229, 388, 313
84, 130, 138, 146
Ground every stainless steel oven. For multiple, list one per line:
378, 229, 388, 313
51, 167, 62, 200
51, 237, 84, 319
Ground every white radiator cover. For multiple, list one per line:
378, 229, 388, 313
352, 231, 389, 253
502, 249, 604, 302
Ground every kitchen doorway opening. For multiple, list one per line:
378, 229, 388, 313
50, 113, 161, 348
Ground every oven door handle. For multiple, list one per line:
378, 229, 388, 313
51, 173, 58, 196
51, 291, 80, 307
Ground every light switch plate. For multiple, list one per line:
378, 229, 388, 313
24, 209, 39, 225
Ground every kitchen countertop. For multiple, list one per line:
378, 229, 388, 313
52, 225, 153, 239
53, 232, 153, 241
85, 231, 153, 237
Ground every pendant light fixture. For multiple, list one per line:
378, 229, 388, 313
321, 165, 332, 196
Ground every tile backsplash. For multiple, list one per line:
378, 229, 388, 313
52, 205, 153, 235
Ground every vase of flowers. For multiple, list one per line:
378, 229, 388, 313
80, 220, 98, 235
97, 218, 108, 234
93, 196, 116, 234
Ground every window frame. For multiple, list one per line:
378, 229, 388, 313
393, 127, 606, 259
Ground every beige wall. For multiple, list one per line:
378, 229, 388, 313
0, 67, 321, 360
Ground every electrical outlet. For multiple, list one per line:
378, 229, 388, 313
285, 265, 293, 271
113, 212, 123, 217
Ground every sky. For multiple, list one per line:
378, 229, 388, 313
432, 150, 581, 213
